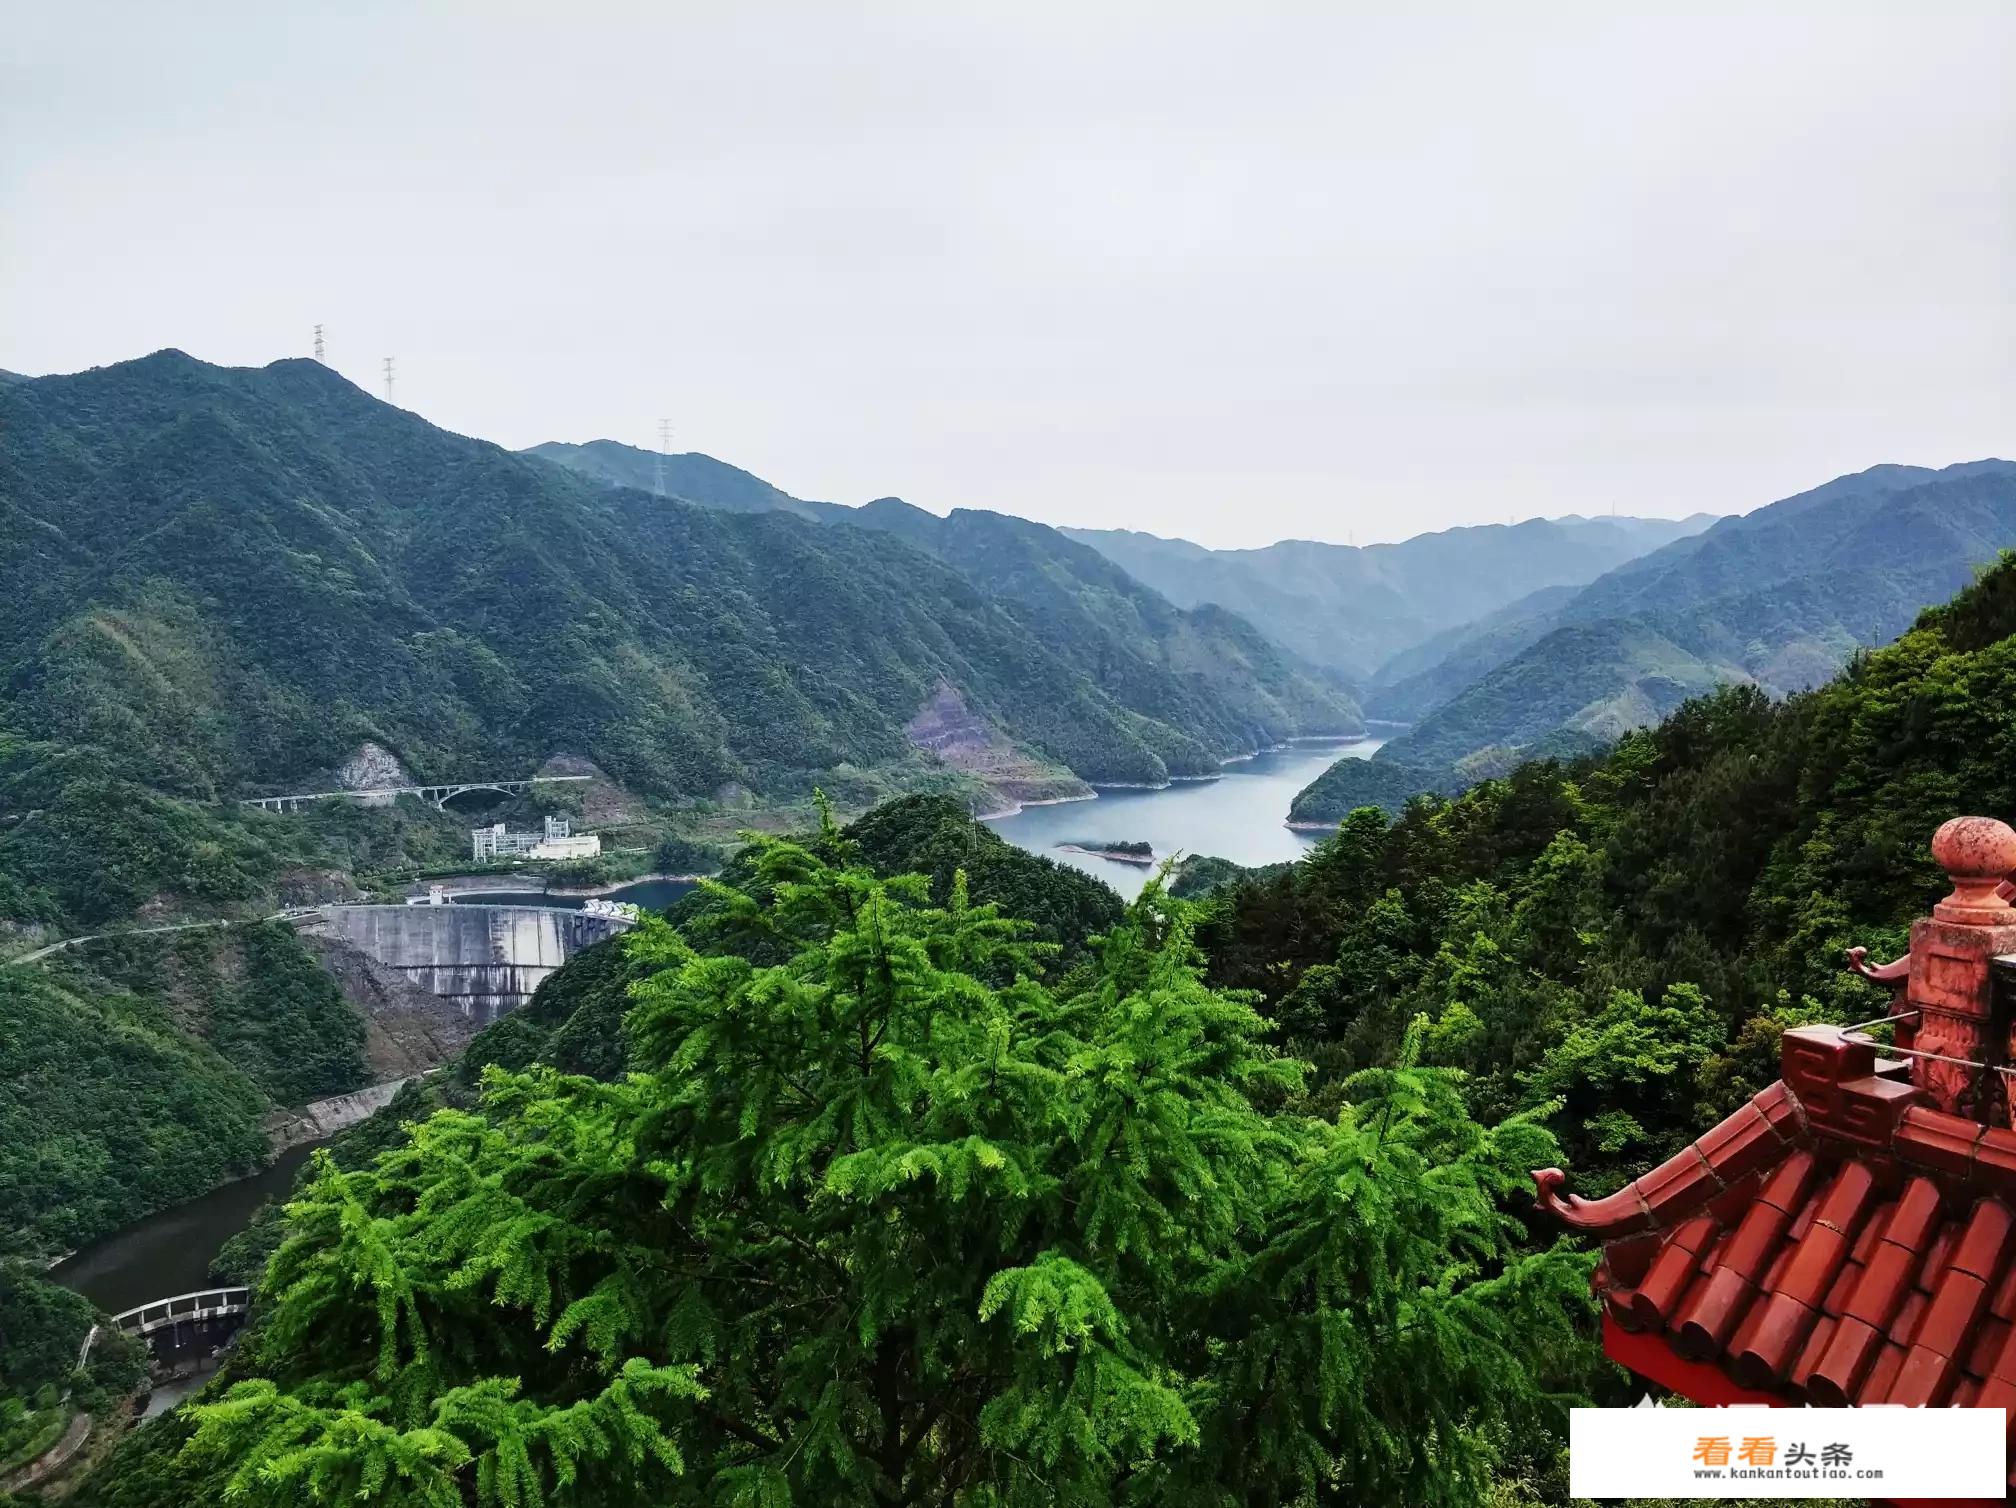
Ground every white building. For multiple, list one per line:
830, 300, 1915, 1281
472, 815, 602, 863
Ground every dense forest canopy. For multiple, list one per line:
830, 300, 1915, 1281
531, 443, 1363, 761
0, 923, 363, 1257
1217, 553, 2016, 1192
11, 346, 2016, 1508
63, 556, 2016, 1507
94, 830, 1588, 1508
0, 1263, 144, 1478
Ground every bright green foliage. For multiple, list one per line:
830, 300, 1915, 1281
51, 923, 365, 1106
1, 920, 368, 1257
1199, 554, 2016, 1197
177, 829, 1588, 1506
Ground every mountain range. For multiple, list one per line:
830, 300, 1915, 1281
0, 353, 1358, 824
10, 349, 2001, 863
1060, 513, 1712, 679
1290, 459, 2016, 823
527, 442, 1363, 776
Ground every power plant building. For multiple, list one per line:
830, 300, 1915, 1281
471, 815, 601, 862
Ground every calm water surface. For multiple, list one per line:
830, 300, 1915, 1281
986, 739, 1383, 898
51, 1140, 325, 1313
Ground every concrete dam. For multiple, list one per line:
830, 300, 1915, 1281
303, 904, 633, 1020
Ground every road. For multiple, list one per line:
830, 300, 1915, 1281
0, 1410, 93, 1493
10, 910, 316, 965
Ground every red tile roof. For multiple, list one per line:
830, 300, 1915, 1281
1537, 1033, 2016, 1493
1537, 818, 2016, 1505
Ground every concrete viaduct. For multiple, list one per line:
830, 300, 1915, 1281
242, 774, 589, 813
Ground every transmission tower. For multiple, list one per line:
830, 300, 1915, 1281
313, 324, 325, 362
382, 356, 396, 403
655, 418, 672, 496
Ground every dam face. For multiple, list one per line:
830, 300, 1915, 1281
305, 905, 630, 1020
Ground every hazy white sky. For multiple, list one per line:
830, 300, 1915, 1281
4, 3, 2011, 547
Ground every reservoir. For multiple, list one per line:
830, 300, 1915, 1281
986, 739, 1383, 897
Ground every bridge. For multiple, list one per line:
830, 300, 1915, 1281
108, 1287, 251, 1341
71, 1289, 255, 1382
242, 774, 589, 812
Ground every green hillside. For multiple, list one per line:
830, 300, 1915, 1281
0, 960, 269, 1255
69, 557, 2016, 1507
1285, 752, 1465, 825
1209, 550, 2016, 1197
530, 443, 1364, 764
1366, 460, 2016, 730
1340, 462, 2016, 795
0, 921, 368, 1257
1, 353, 1354, 828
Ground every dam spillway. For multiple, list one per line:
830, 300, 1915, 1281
303, 904, 631, 1020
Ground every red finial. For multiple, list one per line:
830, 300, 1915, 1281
1930, 816, 2016, 924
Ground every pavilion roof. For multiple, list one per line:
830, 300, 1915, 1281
1534, 816, 2016, 1502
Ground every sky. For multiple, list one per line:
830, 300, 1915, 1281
4, 3, 2012, 548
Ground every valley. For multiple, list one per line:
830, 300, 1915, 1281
10, 9, 2010, 1499
4, 349, 2010, 1508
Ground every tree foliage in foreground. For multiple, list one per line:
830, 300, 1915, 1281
176, 826, 1588, 1506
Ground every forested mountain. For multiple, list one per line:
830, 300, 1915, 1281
1364, 461, 2016, 775
0, 921, 359, 1255
532, 443, 1707, 688
0, 353, 1355, 824
1060, 513, 1709, 678
531, 441, 1363, 756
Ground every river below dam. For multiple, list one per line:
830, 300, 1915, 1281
50, 1141, 325, 1315
985, 738, 1383, 898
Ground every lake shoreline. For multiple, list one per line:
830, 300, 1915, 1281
984, 742, 1382, 900
1055, 844, 1156, 866
976, 792, 1097, 821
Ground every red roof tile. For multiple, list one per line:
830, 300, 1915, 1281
1542, 1051, 2016, 1449
1540, 817, 2016, 1490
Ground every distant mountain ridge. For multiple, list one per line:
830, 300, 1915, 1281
1296, 459, 2016, 817
1058, 513, 1712, 679
523, 440, 844, 522
528, 439, 1364, 762
526, 439, 1712, 683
